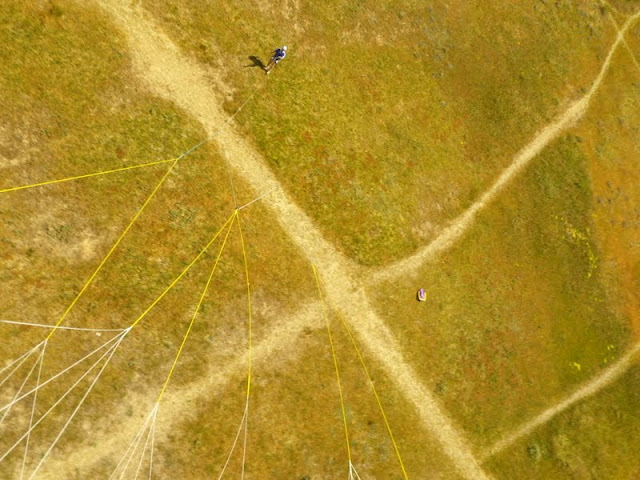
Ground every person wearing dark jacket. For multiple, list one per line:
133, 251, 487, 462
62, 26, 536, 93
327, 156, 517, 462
265, 45, 287, 74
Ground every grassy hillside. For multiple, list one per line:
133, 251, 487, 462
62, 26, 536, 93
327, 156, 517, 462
1, 0, 640, 479
369, 130, 631, 447
485, 365, 640, 479
141, 0, 616, 266
0, 2, 316, 477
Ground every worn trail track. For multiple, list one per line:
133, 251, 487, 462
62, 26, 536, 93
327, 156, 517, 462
479, 11, 640, 461
481, 340, 640, 461
35, 1, 640, 478
39, 306, 323, 479
72, 1, 492, 479
371, 11, 640, 286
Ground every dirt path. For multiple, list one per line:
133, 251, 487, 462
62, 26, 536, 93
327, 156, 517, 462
478, 11, 640, 462
481, 340, 640, 461
44, 2, 639, 478
66, 1, 493, 479
38, 304, 323, 479
370, 11, 640, 286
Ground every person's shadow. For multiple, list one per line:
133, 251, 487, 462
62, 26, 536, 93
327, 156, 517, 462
246, 55, 266, 70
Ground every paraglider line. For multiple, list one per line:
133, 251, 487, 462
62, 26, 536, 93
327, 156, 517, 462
109, 404, 157, 480
236, 187, 277, 211
237, 211, 254, 479
0, 158, 176, 195
116, 405, 156, 480
0, 332, 126, 414
0, 345, 43, 427
0, 334, 125, 464
0, 343, 45, 379
128, 213, 236, 331
0, 319, 127, 332
148, 407, 158, 480
26, 334, 126, 480
337, 312, 408, 480
0, 344, 44, 390
45, 158, 180, 342
216, 406, 248, 480
312, 264, 354, 468
133, 409, 156, 480
20, 343, 46, 480
155, 214, 236, 404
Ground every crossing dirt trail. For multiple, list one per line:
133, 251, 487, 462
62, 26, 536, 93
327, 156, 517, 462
41, 1, 640, 478
39, 306, 322, 480
68, 1, 493, 479
371, 10, 640, 286
480, 11, 640, 462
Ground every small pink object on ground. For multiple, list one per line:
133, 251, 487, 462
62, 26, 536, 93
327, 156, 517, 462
417, 288, 427, 302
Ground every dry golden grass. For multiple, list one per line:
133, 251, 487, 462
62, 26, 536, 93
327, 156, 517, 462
485, 365, 640, 479
141, 0, 617, 266
2, 0, 640, 479
0, 1, 316, 478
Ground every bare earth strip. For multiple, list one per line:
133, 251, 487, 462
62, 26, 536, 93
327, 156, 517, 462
42, 2, 638, 478
80, 1, 492, 479
370, 10, 640, 286
481, 340, 640, 461
39, 304, 323, 479
479, 11, 640, 463
609, 11, 640, 79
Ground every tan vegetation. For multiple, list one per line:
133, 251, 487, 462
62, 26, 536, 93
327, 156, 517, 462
1, 1, 639, 479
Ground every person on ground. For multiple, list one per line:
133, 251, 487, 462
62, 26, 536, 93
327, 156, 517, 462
265, 45, 287, 74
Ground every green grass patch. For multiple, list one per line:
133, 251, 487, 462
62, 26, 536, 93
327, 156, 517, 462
485, 364, 640, 479
141, 0, 615, 265
369, 132, 630, 447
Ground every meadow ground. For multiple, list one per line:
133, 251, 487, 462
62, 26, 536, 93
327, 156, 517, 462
485, 365, 640, 479
1, 0, 639, 479
142, 0, 620, 266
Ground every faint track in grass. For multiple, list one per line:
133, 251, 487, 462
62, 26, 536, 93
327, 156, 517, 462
481, 340, 640, 461
370, 10, 640, 286
479, 10, 640, 462
608, 6, 640, 79
56, 1, 640, 478
76, 1, 493, 479
37, 305, 323, 480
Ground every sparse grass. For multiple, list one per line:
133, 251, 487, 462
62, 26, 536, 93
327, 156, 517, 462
484, 365, 640, 479
152, 312, 461, 479
369, 130, 631, 447
575, 29, 640, 334
0, 0, 216, 469
0, 0, 210, 333
0, 0, 315, 476
142, 0, 615, 266
2, 0, 640, 479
